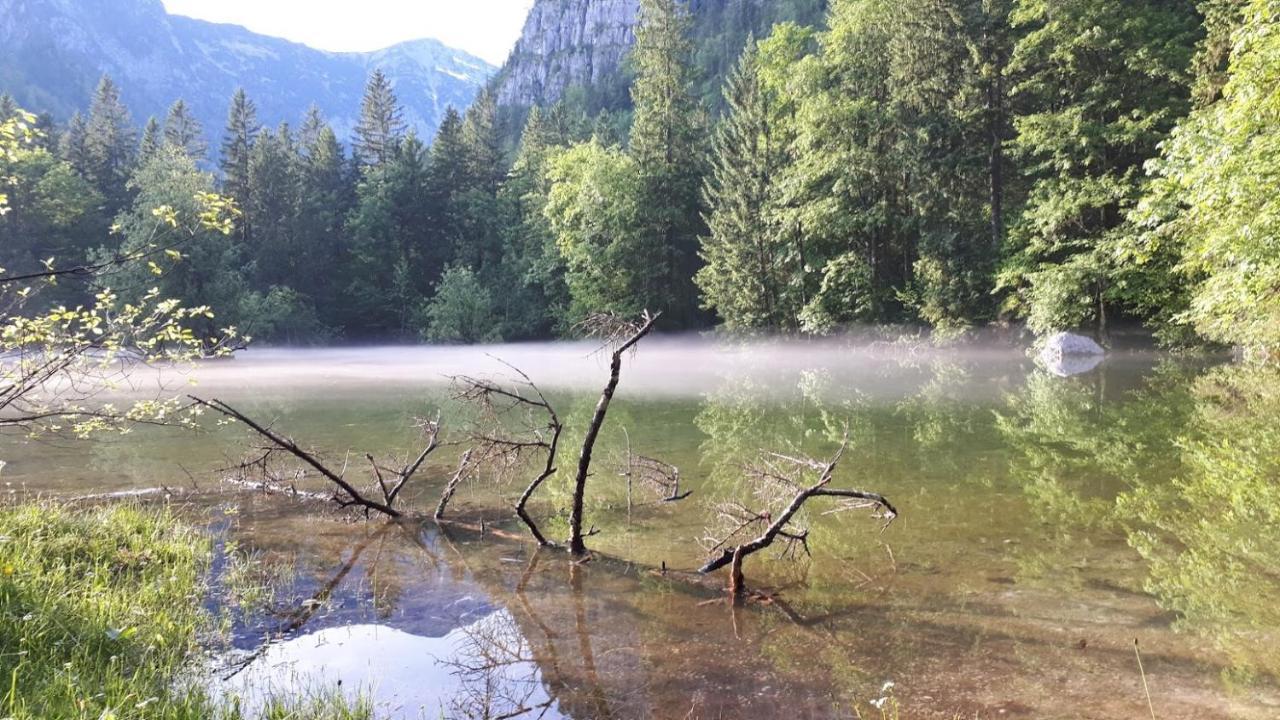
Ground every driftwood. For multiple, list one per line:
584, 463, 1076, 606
698, 436, 897, 602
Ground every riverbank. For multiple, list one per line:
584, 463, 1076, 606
0, 501, 371, 720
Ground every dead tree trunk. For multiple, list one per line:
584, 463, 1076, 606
568, 311, 659, 556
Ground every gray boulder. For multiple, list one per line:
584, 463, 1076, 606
1036, 332, 1105, 377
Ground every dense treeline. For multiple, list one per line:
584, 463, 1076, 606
2, 0, 1278, 354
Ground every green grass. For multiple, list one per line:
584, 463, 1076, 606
0, 501, 373, 720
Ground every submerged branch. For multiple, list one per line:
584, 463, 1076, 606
698, 436, 897, 601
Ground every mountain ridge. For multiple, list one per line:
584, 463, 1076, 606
0, 0, 495, 143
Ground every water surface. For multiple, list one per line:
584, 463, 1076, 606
4, 338, 1278, 718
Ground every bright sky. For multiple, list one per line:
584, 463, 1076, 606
161, 0, 535, 65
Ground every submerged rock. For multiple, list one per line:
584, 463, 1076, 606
1036, 332, 1105, 377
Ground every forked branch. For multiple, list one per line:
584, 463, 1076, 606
450, 362, 564, 546
698, 436, 897, 601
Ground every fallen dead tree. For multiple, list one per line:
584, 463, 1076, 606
698, 435, 898, 603
189, 396, 442, 518
445, 361, 563, 545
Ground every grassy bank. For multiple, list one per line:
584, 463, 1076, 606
0, 502, 370, 720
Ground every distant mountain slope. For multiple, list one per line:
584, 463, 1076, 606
0, 0, 494, 142
491, 0, 827, 112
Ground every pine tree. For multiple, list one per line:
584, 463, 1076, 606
888, 0, 1008, 329
496, 106, 571, 338
353, 69, 407, 167
0, 94, 16, 121
299, 104, 327, 149
83, 75, 137, 217
628, 0, 708, 326
426, 107, 470, 266
163, 99, 207, 160
138, 117, 163, 161
462, 89, 504, 194
220, 88, 261, 207
297, 117, 352, 322
457, 90, 507, 275
344, 131, 432, 337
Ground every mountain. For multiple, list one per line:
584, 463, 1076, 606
0, 0, 494, 143
491, 0, 828, 112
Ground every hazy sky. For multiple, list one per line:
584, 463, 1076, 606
161, 1, 535, 65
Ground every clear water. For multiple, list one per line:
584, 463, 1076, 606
4, 337, 1279, 719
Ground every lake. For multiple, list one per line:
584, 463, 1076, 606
3, 337, 1278, 719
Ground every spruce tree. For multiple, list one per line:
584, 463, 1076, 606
297, 118, 352, 321
496, 105, 570, 338
426, 107, 470, 266
344, 131, 432, 337
628, 0, 708, 327
299, 104, 327, 150
888, 0, 1008, 329
246, 124, 302, 289
60, 112, 92, 176
138, 117, 163, 161
461, 89, 504, 194
220, 88, 261, 244
697, 39, 795, 331
220, 88, 260, 206
353, 69, 407, 167
83, 75, 137, 217
457, 89, 507, 275
163, 99, 207, 160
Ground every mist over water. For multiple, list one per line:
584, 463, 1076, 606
186, 333, 1157, 404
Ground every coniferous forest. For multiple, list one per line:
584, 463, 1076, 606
3, 0, 1278, 354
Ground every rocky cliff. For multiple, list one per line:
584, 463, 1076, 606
491, 0, 827, 110
0, 0, 494, 142
494, 0, 639, 107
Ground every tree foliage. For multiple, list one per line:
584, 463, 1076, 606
1134, 0, 1280, 355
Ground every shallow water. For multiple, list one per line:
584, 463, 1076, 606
5, 337, 1279, 718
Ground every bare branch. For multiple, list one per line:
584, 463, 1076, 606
698, 436, 897, 601
189, 395, 401, 517
435, 449, 477, 520
450, 365, 563, 546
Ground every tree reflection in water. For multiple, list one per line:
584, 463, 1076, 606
212, 350, 1280, 718
999, 362, 1280, 681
